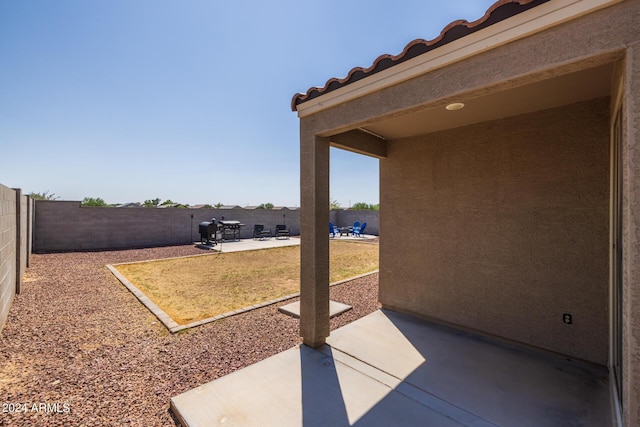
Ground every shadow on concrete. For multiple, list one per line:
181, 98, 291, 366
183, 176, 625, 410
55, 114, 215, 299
325, 309, 611, 427
299, 339, 466, 426
171, 309, 612, 426
300, 345, 349, 426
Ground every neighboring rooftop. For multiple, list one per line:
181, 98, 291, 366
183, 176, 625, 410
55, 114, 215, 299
291, 0, 549, 111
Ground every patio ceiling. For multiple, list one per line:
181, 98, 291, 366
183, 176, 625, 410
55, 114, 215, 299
359, 61, 615, 140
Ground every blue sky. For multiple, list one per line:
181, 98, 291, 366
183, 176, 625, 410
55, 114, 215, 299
1, 0, 496, 207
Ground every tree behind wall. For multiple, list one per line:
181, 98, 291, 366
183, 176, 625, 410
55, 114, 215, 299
351, 202, 379, 210
82, 197, 108, 207
143, 198, 161, 207
29, 190, 59, 200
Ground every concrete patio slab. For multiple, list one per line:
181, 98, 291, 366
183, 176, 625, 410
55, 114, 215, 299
330, 233, 377, 241
198, 235, 376, 251
171, 345, 468, 427
278, 300, 352, 319
327, 310, 612, 427
196, 237, 301, 253
171, 309, 611, 427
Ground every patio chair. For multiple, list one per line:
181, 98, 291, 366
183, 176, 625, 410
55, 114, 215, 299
275, 224, 290, 239
352, 221, 361, 237
253, 224, 271, 240
358, 222, 367, 237
329, 222, 338, 238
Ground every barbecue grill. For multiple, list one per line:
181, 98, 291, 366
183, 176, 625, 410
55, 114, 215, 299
198, 221, 218, 245
218, 220, 243, 241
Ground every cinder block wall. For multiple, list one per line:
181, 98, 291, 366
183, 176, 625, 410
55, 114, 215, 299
33, 203, 380, 252
380, 98, 610, 365
0, 185, 17, 331
16, 189, 27, 294
26, 197, 33, 267
34, 204, 302, 252
0, 185, 30, 332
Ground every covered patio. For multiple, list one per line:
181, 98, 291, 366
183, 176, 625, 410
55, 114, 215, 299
172, 0, 639, 425
172, 309, 610, 426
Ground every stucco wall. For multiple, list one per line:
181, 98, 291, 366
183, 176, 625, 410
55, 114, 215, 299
380, 98, 610, 365
298, 0, 638, 422
623, 38, 640, 427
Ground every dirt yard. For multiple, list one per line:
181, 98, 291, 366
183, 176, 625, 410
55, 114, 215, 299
0, 245, 380, 426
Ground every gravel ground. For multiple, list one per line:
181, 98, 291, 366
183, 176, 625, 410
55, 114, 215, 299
0, 245, 380, 426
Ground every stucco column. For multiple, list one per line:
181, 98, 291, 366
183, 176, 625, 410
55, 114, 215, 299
623, 42, 640, 427
300, 132, 330, 348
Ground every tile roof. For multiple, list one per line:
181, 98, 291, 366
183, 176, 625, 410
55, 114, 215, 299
291, 0, 549, 111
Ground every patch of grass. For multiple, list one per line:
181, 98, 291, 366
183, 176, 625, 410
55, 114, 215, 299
114, 241, 378, 325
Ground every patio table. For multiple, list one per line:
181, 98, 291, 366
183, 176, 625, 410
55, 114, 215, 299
339, 226, 352, 236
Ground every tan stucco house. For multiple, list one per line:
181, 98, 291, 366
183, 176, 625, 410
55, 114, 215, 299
293, 0, 638, 424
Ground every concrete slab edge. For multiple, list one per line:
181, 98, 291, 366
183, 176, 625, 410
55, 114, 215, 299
278, 301, 353, 319
169, 399, 189, 427
107, 265, 379, 334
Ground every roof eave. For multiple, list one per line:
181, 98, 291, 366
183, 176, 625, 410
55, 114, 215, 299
292, 0, 623, 118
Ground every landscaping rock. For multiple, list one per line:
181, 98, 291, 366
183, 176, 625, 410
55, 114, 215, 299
0, 245, 380, 426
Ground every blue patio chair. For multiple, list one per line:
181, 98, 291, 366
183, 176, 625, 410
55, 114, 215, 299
352, 221, 361, 237
358, 222, 367, 237
329, 222, 338, 238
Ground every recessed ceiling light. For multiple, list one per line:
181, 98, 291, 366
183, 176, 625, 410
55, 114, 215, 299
445, 102, 465, 111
